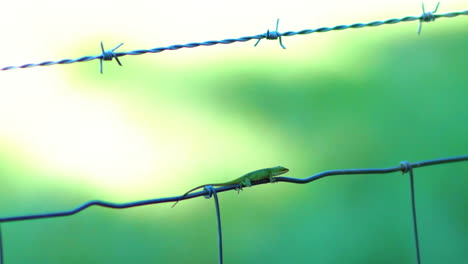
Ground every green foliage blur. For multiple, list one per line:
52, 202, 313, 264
1, 18, 467, 264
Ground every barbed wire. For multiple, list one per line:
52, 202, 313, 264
1, 3, 466, 73
0, 155, 466, 264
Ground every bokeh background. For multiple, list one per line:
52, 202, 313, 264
0, 0, 467, 263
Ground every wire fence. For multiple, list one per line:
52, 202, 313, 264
0, 2, 467, 263
0, 155, 467, 263
0, 3, 466, 73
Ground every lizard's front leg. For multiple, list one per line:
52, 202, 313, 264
236, 178, 252, 193
268, 171, 276, 183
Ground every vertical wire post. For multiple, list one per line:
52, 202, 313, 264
203, 186, 224, 264
211, 189, 224, 264
409, 169, 422, 264
0, 224, 4, 264
401, 161, 422, 264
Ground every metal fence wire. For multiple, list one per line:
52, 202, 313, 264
0, 2, 467, 264
0, 156, 467, 263
0, 2, 466, 73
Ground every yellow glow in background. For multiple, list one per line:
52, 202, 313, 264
1, 0, 465, 198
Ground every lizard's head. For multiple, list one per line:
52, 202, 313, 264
270, 166, 289, 176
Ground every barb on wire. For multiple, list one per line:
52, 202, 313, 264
0, 155, 466, 223
1, 4, 466, 72
100, 41, 123, 74
419, 2, 440, 35
254, 18, 286, 49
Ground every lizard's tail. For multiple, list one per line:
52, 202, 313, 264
171, 185, 208, 208
171, 200, 181, 208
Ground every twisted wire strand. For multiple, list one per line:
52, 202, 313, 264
0, 155, 466, 223
1, 7, 466, 72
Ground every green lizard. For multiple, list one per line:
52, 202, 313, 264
172, 166, 289, 207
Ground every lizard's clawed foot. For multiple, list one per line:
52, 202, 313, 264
235, 185, 244, 194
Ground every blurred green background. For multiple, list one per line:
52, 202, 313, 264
0, 0, 467, 263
